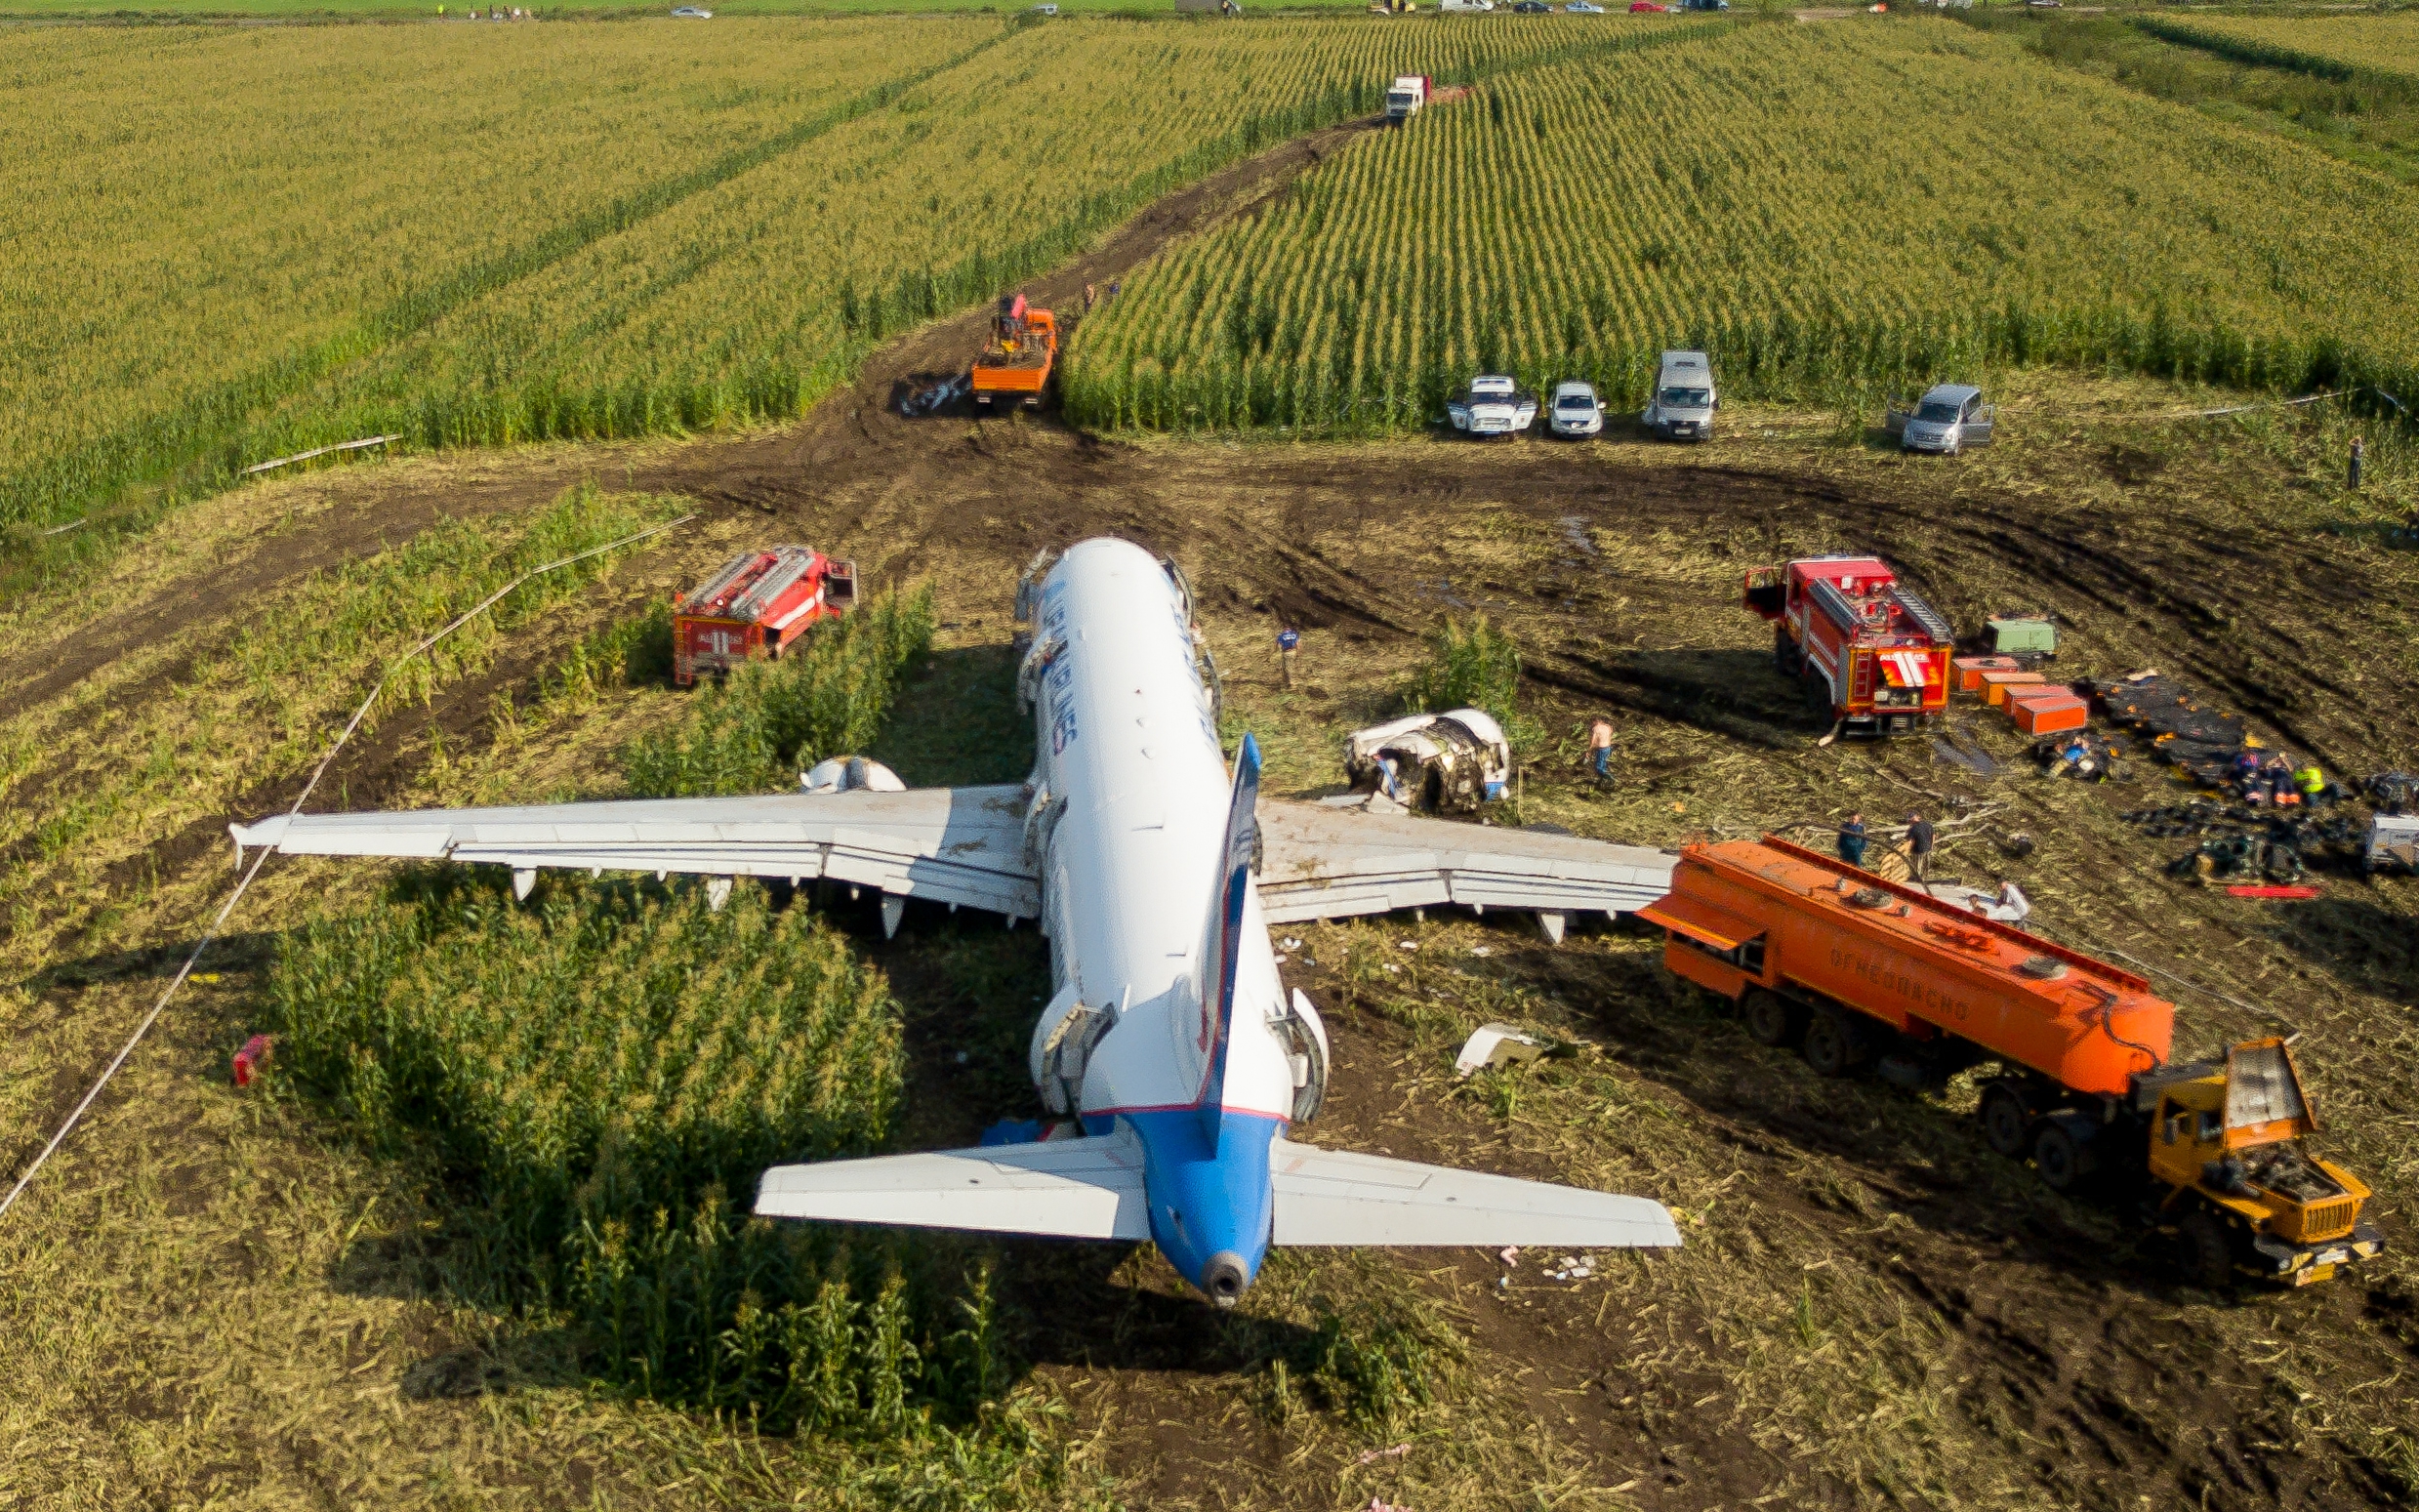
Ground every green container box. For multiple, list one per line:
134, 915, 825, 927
1987, 617, 2058, 656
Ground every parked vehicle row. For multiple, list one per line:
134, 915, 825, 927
1447, 349, 1717, 442
1424, 0, 1702, 11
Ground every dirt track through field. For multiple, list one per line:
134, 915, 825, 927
11, 112, 2418, 1512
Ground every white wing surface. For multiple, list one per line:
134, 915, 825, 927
228, 786, 1039, 919
1268, 1139, 1680, 1248
1255, 799, 1673, 926
756, 1129, 1150, 1240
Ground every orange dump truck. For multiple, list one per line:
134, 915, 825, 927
971, 293, 1056, 409
1644, 836, 2383, 1287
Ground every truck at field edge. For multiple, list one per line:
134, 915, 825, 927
973, 293, 1056, 410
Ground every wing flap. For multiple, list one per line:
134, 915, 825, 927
1268, 1139, 1679, 1248
756, 1131, 1151, 1240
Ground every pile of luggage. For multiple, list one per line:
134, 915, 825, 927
2126, 800, 2369, 881
2087, 671, 2246, 788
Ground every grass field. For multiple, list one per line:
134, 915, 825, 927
0, 11, 1692, 572
5, 7, 2418, 1507
1065, 17, 2419, 435
4, 368, 2413, 1508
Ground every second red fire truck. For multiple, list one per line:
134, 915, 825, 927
1744, 554, 1953, 736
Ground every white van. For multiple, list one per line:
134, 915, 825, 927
1642, 350, 1715, 441
1890, 384, 1995, 454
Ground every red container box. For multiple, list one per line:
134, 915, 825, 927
1953, 655, 2024, 693
1980, 670, 2047, 707
2009, 690, 2088, 734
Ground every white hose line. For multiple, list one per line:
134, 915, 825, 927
0, 511, 694, 1223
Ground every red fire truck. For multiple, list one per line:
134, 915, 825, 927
1744, 554, 1953, 735
673, 546, 857, 686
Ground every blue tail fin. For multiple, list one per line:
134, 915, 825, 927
1197, 734, 1262, 1141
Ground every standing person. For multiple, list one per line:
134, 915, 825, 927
2295, 757, 2328, 806
1906, 811, 1936, 884
1277, 626, 1300, 689
1838, 813, 1867, 869
2264, 752, 2296, 806
1084, 282, 1097, 314
1587, 715, 1615, 786
2350, 435, 2365, 492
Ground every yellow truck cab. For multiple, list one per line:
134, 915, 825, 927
2138, 1039, 2381, 1287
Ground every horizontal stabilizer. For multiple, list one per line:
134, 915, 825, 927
755, 1128, 1150, 1240
1268, 1139, 1679, 1248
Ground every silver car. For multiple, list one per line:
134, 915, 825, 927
1892, 383, 1995, 455
1548, 381, 1604, 438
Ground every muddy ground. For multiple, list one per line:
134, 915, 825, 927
4, 119, 2416, 1512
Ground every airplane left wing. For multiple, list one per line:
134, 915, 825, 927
1255, 798, 1673, 930
229, 785, 1040, 921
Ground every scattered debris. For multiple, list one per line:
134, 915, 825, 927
1279, 937, 1303, 952
1498, 1245, 1520, 1265
231, 1034, 275, 1088
2031, 728, 2121, 781
1544, 1253, 1597, 1280
899, 373, 969, 417
1355, 1443, 1414, 1465
2227, 884, 2319, 899
1454, 1023, 1572, 1078
1343, 710, 1512, 812
1468, 945, 1493, 958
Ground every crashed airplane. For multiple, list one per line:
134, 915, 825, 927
232, 537, 1682, 1305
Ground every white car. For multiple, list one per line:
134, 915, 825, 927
1439, 0, 1495, 12
1565, 1, 1605, 11
669, 5, 711, 14
1447, 375, 1538, 437
1548, 381, 1603, 438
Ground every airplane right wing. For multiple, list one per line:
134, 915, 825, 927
1268, 1138, 1679, 1249
1255, 798, 1674, 928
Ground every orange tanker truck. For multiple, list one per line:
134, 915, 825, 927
1643, 836, 2384, 1287
971, 293, 1056, 410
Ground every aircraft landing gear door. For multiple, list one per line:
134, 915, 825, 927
1029, 982, 1119, 1116
1279, 988, 1330, 1124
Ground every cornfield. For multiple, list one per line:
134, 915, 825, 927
3, 15, 1690, 538
0, 18, 988, 536
1063, 20, 2419, 435
263, 866, 1021, 1427
2136, 13, 2419, 88
622, 586, 938, 797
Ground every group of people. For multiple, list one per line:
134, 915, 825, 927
2231, 748, 2332, 807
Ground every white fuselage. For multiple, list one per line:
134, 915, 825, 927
1023, 539, 1294, 1128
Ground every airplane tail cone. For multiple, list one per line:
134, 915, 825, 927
1203, 1250, 1250, 1308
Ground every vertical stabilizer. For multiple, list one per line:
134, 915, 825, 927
1197, 734, 1262, 1141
